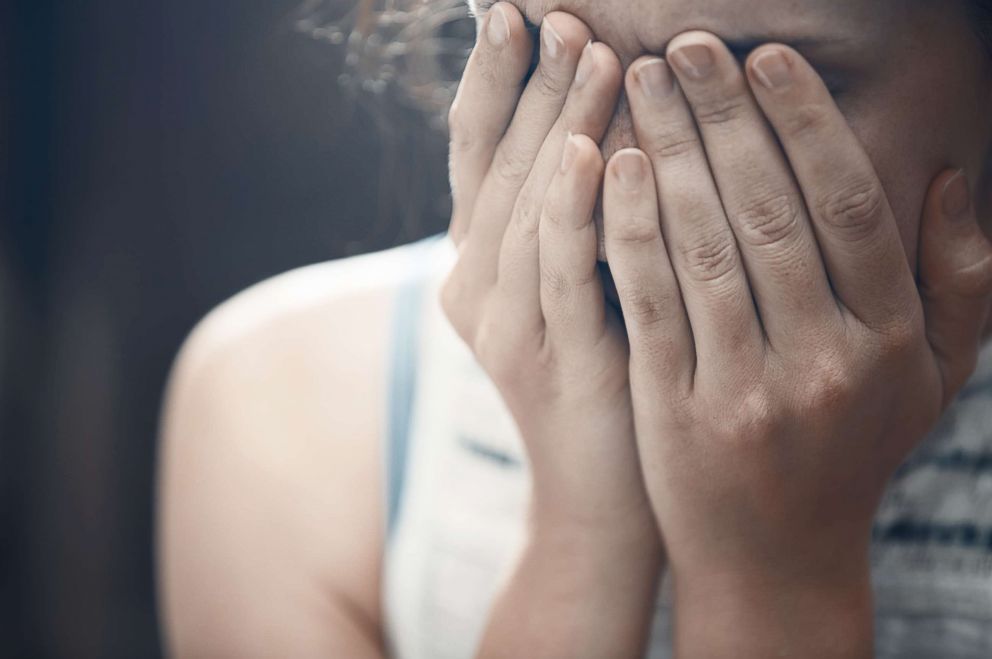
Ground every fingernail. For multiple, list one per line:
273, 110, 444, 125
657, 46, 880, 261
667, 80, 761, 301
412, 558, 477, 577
542, 17, 564, 60
942, 169, 972, 221
486, 5, 509, 47
752, 50, 792, 90
636, 58, 674, 99
574, 41, 596, 88
670, 43, 714, 80
614, 150, 646, 190
561, 133, 578, 174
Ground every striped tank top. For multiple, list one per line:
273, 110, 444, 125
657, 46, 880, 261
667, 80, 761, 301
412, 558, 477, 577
381, 235, 992, 658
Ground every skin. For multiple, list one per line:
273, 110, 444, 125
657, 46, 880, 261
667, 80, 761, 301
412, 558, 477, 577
465, 0, 992, 264
444, 1, 992, 656
157, 1, 992, 657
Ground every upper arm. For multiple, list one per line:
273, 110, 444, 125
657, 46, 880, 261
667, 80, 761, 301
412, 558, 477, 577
157, 254, 402, 658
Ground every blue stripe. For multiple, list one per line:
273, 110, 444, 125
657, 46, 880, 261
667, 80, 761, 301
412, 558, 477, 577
385, 235, 442, 541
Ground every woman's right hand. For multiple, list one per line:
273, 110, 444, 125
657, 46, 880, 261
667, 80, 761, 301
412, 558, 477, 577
442, 2, 654, 538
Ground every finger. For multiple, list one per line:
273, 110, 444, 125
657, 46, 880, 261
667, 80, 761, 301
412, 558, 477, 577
747, 45, 919, 333
663, 33, 837, 348
603, 148, 694, 390
457, 12, 593, 292
919, 169, 992, 408
497, 41, 622, 331
539, 133, 607, 347
448, 2, 534, 243
625, 56, 764, 370
445, 12, 591, 341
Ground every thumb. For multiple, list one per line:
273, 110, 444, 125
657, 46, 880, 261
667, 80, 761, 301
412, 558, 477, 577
919, 168, 992, 409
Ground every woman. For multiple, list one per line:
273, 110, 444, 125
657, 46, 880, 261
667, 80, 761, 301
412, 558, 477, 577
158, 0, 992, 656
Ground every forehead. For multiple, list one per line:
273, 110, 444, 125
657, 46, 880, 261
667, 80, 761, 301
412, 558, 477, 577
470, 0, 901, 54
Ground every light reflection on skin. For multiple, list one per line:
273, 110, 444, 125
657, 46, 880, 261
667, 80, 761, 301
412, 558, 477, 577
468, 0, 992, 271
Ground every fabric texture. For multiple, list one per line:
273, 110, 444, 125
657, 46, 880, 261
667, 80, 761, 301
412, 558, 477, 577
381, 236, 992, 658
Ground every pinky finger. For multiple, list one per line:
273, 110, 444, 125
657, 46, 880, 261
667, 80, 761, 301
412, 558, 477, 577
604, 149, 694, 389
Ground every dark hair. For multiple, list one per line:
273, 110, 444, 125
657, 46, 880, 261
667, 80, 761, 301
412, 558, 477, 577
310, 0, 992, 121
297, 0, 992, 239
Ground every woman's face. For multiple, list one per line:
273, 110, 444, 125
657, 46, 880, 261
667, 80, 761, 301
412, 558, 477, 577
469, 0, 992, 268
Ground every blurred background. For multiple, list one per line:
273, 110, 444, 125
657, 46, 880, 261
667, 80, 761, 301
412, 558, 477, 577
1, 0, 463, 655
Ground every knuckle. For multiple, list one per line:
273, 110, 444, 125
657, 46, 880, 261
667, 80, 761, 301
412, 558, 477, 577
733, 193, 803, 248
781, 102, 831, 138
540, 260, 572, 300
540, 201, 569, 233
447, 101, 498, 154
877, 313, 923, 358
691, 97, 748, 127
490, 145, 534, 188
798, 351, 856, 416
512, 198, 541, 242
645, 125, 701, 160
951, 253, 992, 301
703, 386, 781, 450
608, 214, 661, 246
713, 387, 777, 444
815, 178, 886, 242
679, 231, 741, 284
532, 63, 572, 98
619, 285, 672, 330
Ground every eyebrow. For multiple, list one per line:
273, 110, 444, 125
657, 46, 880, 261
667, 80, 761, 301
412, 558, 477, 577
472, 0, 852, 54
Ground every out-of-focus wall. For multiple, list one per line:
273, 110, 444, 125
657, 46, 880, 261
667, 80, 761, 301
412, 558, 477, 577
3, 0, 452, 656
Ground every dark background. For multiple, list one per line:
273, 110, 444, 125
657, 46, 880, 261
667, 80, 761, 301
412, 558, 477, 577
1, 0, 452, 655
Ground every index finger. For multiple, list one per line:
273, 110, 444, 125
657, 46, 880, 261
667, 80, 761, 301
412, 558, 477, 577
746, 45, 920, 333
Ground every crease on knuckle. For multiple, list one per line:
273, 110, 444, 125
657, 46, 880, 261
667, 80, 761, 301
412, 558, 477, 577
546, 259, 601, 298
692, 97, 747, 127
572, 264, 602, 290
512, 199, 541, 242
540, 260, 572, 300
646, 126, 701, 160
679, 232, 741, 285
782, 102, 830, 138
815, 178, 885, 243
608, 215, 660, 246
533, 64, 572, 98
541, 202, 586, 235
734, 193, 803, 248
491, 146, 534, 187
620, 285, 672, 330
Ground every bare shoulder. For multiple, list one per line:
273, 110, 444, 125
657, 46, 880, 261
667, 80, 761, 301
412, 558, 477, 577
158, 242, 435, 657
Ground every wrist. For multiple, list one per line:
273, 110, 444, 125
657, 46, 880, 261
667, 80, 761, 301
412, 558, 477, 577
671, 553, 874, 659
529, 496, 662, 553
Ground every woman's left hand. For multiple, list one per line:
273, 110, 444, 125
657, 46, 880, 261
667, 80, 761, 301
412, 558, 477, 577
600, 31, 992, 655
